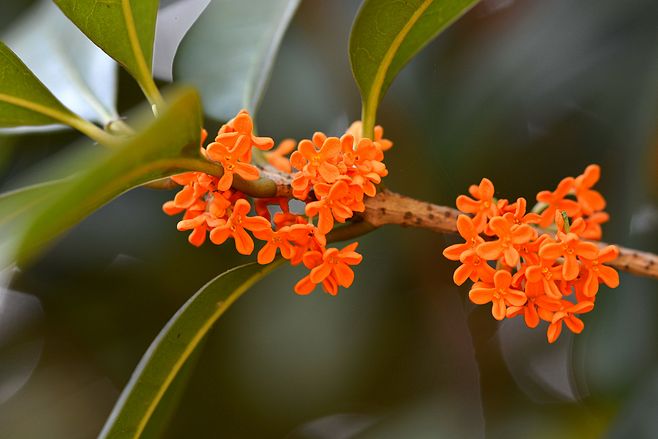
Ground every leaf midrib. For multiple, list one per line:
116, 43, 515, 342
121, 0, 151, 85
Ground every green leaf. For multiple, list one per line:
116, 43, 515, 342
53, 0, 160, 103
15, 86, 203, 265
0, 180, 72, 268
99, 262, 282, 439
174, 0, 300, 121
349, 0, 480, 136
0, 42, 81, 128
2, 1, 119, 129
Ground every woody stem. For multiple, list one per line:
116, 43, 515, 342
153, 162, 658, 281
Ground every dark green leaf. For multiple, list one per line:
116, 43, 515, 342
99, 262, 282, 439
174, 0, 300, 120
0, 42, 81, 128
349, 0, 480, 135
2, 1, 119, 129
54, 0, 158, 94
15, 86, 202, 265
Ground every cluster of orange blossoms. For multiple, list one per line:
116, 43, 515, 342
163, 111, 391, 295
443, 165, 619, 343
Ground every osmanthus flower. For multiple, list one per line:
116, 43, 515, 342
547, 300, 595, 343
443, 165, 618, 343
538, 231, 599, 280
456, 178, 498, 232
165, 172, 218, 211
574, 164, 606, 215
506, 286, 561, 328
264, 139, 296, 173
206, 135, 260, 191
443, 215, 484, 261
502, 197, 541, 226
290, 133, 342, 190
344, 121, 393, 153
209, 199, 271, 255
469, 270, 527, 320
536, 177, 581, 228
525, 258, 564, 298
306, 180, 354, 234
581, 245, 620, 297
453, 251, 495, 285
215, 109, 274, 162
581, 211, 609, 240
295, 243, 363, 295
253, 226, 294, 264
174, 201, 217, 247
273, 211, 307, 229
286, 223, 327, 265
476, 216, 537, 266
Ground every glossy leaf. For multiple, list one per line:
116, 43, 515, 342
2, 1, 119, 129
99, 262, 282, 439
174, 0, 300, 120
0, 42, 81, 128
15, 87, 202, 265
54, 0, 158, 94
153, 0, 210, 81
349, 0, 480, 135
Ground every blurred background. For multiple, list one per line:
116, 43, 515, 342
1, 0, 657, 437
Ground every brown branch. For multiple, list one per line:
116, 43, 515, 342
361, 189, 658, 281
155, 161, 658, 281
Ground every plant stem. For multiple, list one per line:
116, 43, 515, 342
66, 116, 122, 148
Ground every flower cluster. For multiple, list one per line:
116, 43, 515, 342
163, 111, 392, 295
443, 165, 619, 343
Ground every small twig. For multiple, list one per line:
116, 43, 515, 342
153, 161, 658, 280
362, 189, 658, 281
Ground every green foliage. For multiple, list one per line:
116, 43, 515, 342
54, 0, 160, 102
174, 0, 300, 121
349, 0, 480, 136
2, 1, 119, 127
0, 42, 80, 127
15, 87, 202, 265
99, 262, 282, 439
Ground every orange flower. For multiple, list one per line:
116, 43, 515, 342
502, 197, 541, 225
456, 178, 498, 232
305, 180, 353, 234
443, 215, 484, 261
525, 258, 564, 298
469, 270, 527, 320
294, 243, 362, 295
507, 292, 561, 328
581, 211, 609, 240
311, 243, 362, 287
290, 133, 342, 198
344, 121, 393, 153
538, 232, 599, 280
536, 177, 580, 227
175, 202, 217, 247
215, 109, 274, 161
209, 199, 271, 254
254, 226, 294, 264
581, 245, 619, 297
454, 251, 495, 285
287, 224, 326, 265
265, 139, 296, 173
547, 300, 594, 343
574, 164, 606, 215
273, 211, 307, 229
476, 216, 536, 266
206, 135, 260, 191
